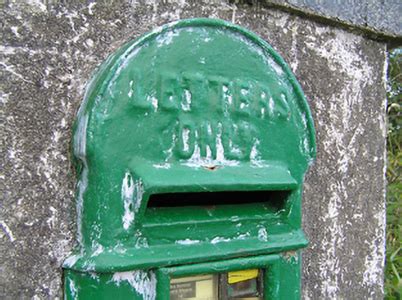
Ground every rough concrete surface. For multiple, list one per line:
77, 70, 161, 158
1, 1, 387, 299
265, 0, 402, 38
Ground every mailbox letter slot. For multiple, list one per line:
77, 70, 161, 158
145, 190, 292, 227
147, 190, 290, 209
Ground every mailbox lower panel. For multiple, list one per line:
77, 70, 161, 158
64, 253, 302, 300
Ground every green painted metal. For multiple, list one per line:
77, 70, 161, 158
64, 269, 158, 300
63, 18, 315, 299
65, 254, 301, 299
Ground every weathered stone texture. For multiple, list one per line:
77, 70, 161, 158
1, 1, 387, 299
265, 0, 402, 37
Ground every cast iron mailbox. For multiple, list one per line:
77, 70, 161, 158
63, 18, 316, 299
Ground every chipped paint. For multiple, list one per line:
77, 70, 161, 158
121, 173, 144, 230
282, 250, 298, 262
135, 236, 149, 249
89, 272, 100, 282
64, 254, 81, 268
250, 139, 265, 167
153, 163, 171, 169
91, 243, 104, 257
122, 172, 135, 230
257, 227, 268, 242
182, 89, 192, 111
182, 127, 191, 152
176, 239, 201, 245
112, 271, 157, 300
183, 124, 241, 168
210, 236, 231, 244
183, 145, 239, 168
236, 232, 251, 240
68, 278, 78, 300
156, 29, 180, 47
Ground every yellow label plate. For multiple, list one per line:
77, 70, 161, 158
228, 269, 259, 284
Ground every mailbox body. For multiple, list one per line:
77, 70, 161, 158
63, 19, 315, 299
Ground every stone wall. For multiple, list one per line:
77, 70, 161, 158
266, 0, 402, 38
1, 1, 388, 298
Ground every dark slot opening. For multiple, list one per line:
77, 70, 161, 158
147, 190, 290, 211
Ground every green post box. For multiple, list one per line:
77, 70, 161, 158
63, 18, 316, 299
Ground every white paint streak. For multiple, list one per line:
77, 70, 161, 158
85, 38, 94, 48
150, 96, 158, 112
290, 25, 299, 72
10, 26, 20, 38
109, 48, 141, 95
318, 184, 343, 298
0, 45, 41, 56
362, 50, 387, 292
305, 28, 380, 297
176, 239, 201, 245
87, 2, 96, 15
121, 172, 143, 230
153, 163, 171, 169
181, 90, 192, 111
89, 272, 100, 282
163, 132, 176, 163
46, 206, 57, 229
250, 139, 268, 168
26, 0, 47, 12
68, 278, 78, 300
0, 221, 15, 242
237, 232, 250, 240
0, 45, 14, 54
112, 271, 156, 300
363, 211, 386, 290
63, 254, 80, 268
122, 172, 134, 230
128, 80, 134, 98
0, 62, 34, 83
268, 97, 275, 115
83, 261, 95, 272
211, 236, 231, 244
223, 85, 233, 107
215, 127, 225, 162
113, 242, 127, 254
91, 243, 104, 257
183, 126, 239, 168
135, 236, 149, 249
305, 29, 373, 87
182, 127, 190, 152
258, 227, 268, 242
156, 30, 179, 46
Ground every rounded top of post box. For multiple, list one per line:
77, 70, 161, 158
75, 18, 316, 179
